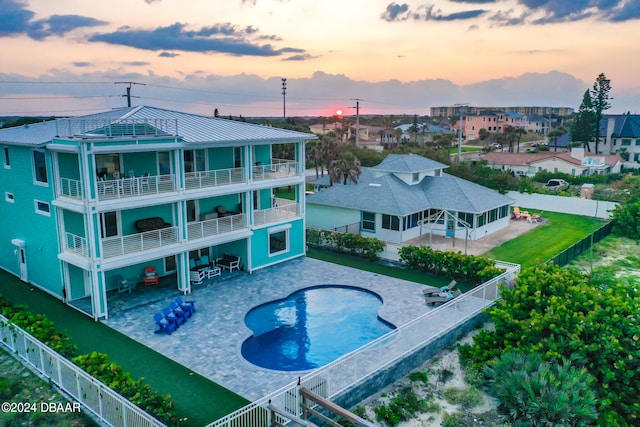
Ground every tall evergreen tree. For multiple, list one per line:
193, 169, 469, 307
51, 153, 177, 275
571, 90, 595, 151
590, 72, 612, 154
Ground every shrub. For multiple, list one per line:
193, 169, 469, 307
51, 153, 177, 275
305, 229, 385, 261
441, 412, 465, 427
408, 371, 428, 384
442, 386, 483, 409
73, 352, 178, 426
484, 351, 598, 427
374, 386, 431, 427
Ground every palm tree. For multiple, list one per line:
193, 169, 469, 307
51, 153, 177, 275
329, 154, 362, 186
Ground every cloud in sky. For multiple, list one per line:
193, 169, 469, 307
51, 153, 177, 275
0, 0, 106, 39
2, 68, 622, 117
381, 0, 640, 25
88, 22, 305, 57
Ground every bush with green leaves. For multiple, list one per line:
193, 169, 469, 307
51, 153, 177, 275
73, 352, 178, 426
484, 351, 598, 427
306, 229, 385, 260
374, 386, 433, 427
442, 386, 483, 409
398, 245, 504, 285
459, 263, 640, 425
611, 199, 640, 240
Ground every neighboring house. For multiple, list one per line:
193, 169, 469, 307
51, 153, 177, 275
524, 114, 551, 134
306, 154, 513, 244
0, 106, 316, 320
593, 113, 640, 167
454, 110, 528, 142
395, 123, 455, 144
484, 148, 621, 176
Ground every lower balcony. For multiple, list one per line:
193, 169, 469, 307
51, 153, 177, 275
185, 167, 245, 190
102, 227, 179, 258
64, 232, 88, 257
186, 213, 247, 241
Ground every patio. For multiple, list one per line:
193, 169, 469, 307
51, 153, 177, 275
102, 257, 439, 400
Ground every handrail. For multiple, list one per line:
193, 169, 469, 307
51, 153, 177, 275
0, 314, 165, 427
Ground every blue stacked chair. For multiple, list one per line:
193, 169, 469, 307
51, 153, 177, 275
175, 297, 196, 315
154, 312, 177, 335
163, 306, 185, 326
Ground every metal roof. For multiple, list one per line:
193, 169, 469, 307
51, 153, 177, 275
0, 120, 58, 146
0, 106, 317, 147
308, 155, 512, 215
370, 153, 448, 173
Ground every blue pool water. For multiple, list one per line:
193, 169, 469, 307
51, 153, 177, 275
241, 285, 396, 371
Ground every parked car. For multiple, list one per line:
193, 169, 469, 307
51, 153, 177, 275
491, 143, 502, 150
531, 142, 539, 147
543, 179, 569, 191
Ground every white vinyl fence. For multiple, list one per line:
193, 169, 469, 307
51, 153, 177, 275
0, 314, 165, 427
206, 262, 520, 427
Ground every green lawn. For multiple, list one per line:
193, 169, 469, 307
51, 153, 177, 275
484, 210, 607, 268
0, 272, 248, 427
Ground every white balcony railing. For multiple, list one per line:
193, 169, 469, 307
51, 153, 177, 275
59, 178, 83, 199
102, 226, 178, 258
185, 167, 245, 190
186, 213, 247, 241
64, 232, 87, 257
252, 161, 297, 181
253, 203, 300, 226
97, 174, 176, 201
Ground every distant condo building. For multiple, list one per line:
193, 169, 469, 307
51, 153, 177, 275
430, 106, 574, 118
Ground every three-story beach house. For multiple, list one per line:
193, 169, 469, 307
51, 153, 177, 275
0, 106, 316, 319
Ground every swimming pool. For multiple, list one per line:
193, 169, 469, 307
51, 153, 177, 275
241, 285, 396, 371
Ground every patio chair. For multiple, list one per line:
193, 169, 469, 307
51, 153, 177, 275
190, 270, 205, 285
175, 297, 195, 315
99, 176, 116, 195
143, 266, 159, 286
170, 301, 191, 319
421, 285, 442, 296
154, 312, 177, 335
216, 254, 240, 272
163, 306, 185, 326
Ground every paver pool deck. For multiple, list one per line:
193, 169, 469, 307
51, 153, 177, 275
104, 257, 435, 400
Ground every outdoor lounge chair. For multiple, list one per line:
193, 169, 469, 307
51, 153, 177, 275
163, 306, 184, 326
425, 295, 449, 306
421, 285, 442, 296
154, 312, 177, 335
440, 279, 457, 292
175, 297, 195, 315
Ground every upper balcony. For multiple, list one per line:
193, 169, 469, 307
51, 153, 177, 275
96, 173, 177, 201
185, 167, 245, 191
252, 160, 298, 181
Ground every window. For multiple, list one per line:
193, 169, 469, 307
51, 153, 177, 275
457, 212, 474, 227
269, 230, 288, 254
33, 150, 48, 184
489, 208, 498, 223
268, 225, 290, 256
382, 214, 400, 231
158, 152, 171, 176
164, 255, 177, 273
96, 153, 121, 178
635, 140, 640, 146
3, 147, 9, 168
412, 172, 419, 183
499, 205, 509, 218
5, 192, 14, 203
361, 211, 375, 232
477, 212, 487, 227
100, 211, 119, 238
184, 149, 206, 173
622, 139, 631, 146
35, 200, 50, 216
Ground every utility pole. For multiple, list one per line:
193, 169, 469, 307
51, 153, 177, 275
115, 81, 145, 107
351, 98, 362, 146
281, 78, 287, 119
454, 103, 469, 161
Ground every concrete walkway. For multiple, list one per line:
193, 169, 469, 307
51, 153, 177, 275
104, 257, 436, 400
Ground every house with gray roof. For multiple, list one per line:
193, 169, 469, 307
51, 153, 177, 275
306, 154, 513, 244
595, 113, 640, 167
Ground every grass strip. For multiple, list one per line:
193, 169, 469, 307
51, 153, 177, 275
484, 210, 606, 268
0, 271, 248, 427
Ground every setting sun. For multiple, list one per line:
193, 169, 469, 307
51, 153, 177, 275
335, 109, 343, 116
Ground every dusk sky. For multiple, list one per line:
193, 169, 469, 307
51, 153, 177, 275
1, 0, 639, 117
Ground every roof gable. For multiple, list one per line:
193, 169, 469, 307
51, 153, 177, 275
371, 154, 447, 173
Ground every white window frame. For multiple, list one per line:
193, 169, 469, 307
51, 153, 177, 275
5, 192, 14, 203
32, 149, 49, 186
34, 199, 51, 216
3, 146, 9, 169
268, 224, 291, 257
